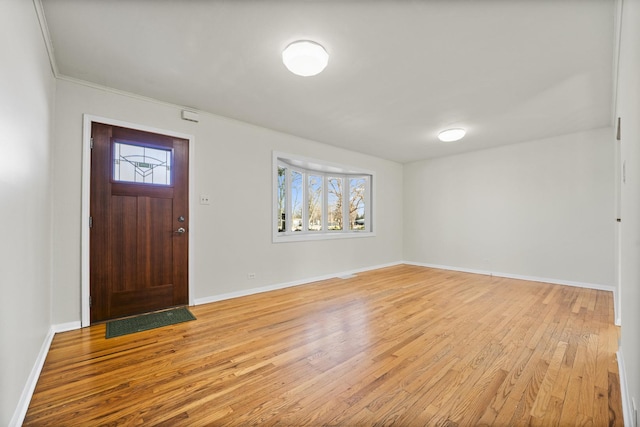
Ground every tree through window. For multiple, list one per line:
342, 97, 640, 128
274, 153, 373, 241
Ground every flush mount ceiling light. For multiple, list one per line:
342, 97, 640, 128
282, 40, 329, 77
438, 128, 466, 142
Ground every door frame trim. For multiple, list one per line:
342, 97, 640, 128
81, 114, 196, 327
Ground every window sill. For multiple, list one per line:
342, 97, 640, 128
273, 231, 376, 243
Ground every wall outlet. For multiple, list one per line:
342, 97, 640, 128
247, 273, 256, 279
199, 194, 211, 205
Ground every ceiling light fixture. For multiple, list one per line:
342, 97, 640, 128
438, 128, 466, 142
282, 40, 329, 77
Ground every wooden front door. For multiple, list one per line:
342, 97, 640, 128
90, 123, 189, 323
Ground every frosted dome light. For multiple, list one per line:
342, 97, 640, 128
438, 128, 466, 142
282, 40, 329, 77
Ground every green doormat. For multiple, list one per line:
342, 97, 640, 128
106, 307, 196, 338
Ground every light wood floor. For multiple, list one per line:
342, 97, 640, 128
25, 265, 623, 426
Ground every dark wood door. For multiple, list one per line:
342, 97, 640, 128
90, 123, 189, 323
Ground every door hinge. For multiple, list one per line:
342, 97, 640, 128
89, 216, 93, 228
90, 137, 94, 149
89, 296, 92, 307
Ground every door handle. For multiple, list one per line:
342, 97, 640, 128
174, 227, 186, 234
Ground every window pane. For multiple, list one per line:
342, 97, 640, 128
291, 170, 303, 232
327, 177, 343, 231
274, 154, 373, 240
308, 175, 323, 231
114, 142, 171, 185
277, 166, 286, 232
349, 177, 366, 230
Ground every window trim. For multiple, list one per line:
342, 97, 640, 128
273, 151, 375, 243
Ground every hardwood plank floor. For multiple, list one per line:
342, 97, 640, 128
25, 265, 623, 426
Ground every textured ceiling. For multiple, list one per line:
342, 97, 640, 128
41, 0, 615, 163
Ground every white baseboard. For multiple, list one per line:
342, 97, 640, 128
404, 261, 619, 321
9, 321, 84, 426
404, 261, 491, 277
617, 348, 634, 427
9, 326, 56, 427
404, 260, 616, 291
193, 261, 403, 306
195, 261, 619, 319
52, 321, 82, 333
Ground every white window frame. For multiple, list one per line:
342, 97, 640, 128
273, 151, 375, 243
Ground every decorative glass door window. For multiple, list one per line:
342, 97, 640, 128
113, 142, 172, 185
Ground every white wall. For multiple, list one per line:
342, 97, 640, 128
403, 128, 615, 287
0, 0, 55, 424
52, 79, 404, 324
616, 0, 640, 422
